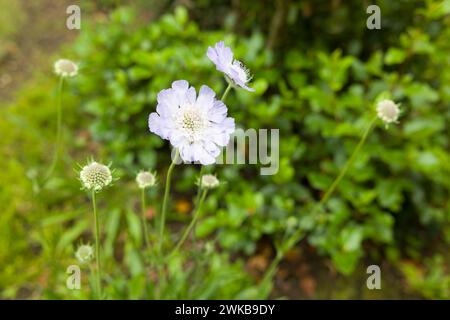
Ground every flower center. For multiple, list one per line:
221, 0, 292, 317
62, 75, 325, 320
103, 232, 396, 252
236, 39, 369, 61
60, 60, 76, 73
177, 105, 207, 142
382, 105, 397, 118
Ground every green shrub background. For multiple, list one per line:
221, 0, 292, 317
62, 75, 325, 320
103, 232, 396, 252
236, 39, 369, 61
0, 0, 449, 299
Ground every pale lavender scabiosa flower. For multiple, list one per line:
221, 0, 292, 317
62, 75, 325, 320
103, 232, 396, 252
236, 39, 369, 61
148, 80, 235, 165
207, 41, 255, 92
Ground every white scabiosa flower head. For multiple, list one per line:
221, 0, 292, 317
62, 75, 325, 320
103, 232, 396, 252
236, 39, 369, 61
75, 244, 94, 264
148, 80, 235, 165
207, 41, 255, 92
79, 161, 113, 192
376, 99, 400, 125
200, 174, 220, 189
54, 59, 78, 77
136, 171, 157, 189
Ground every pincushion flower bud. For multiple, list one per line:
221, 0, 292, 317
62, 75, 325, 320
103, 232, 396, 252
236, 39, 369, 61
54, 59, 78, 77
200, 174, 220, 189
136, 171, 156, 189
80, 161, 113, 192
75, 244, 94, 264
376, 99, 400, 125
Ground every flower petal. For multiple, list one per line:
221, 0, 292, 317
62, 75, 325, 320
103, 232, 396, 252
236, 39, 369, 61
196, 85, 216, 111
208, 100, 228, 123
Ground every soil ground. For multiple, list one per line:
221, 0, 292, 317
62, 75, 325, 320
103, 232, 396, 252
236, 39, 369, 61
0, 0, 79, 102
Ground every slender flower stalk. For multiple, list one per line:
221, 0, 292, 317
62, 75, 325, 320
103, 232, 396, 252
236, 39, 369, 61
136, 171, 156, 248
78, 160, 114, 299
44, 76, 64, 180
221, 83, 233, 102
141, 188, 150, 249
91, 190, 102, 299
155, 150, 179, 299
45, 59, 78, 181
189, 166, 205, 246
172, 174, 219, 254
172, 189, 208, 254
317, 115, 378, 207
260, 115, 379, 292
158, 149, 179, 253
192, 166, 205, 215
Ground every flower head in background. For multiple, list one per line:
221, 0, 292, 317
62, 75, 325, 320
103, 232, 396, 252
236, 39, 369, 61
75, 244, 94, 264
207, 41, 254, 92
200, 174, 220, 189
149, 80, 235, 165
136, 171, 157, 189
54, 59, 78, 77
79, 161, 113, 192
376, 99, 400, 125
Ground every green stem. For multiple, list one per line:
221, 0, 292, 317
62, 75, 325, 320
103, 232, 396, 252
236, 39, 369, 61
171, 189, 207, 254
92, 191, 102, 299
221, 83, 233, 102
260, 251, 283, 289
44, 76, 64, 180
156, 149, 179, 299
191, 166, 205, 243
315, 116, 378, 208
259, 116, 378, 293
194, 166, 205, 208
158, 149, 179, 253
141, 188, 150, 249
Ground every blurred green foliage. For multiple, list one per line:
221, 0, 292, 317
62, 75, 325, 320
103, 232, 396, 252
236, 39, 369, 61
0, 0, 449, 299
0, 0, 25, 59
